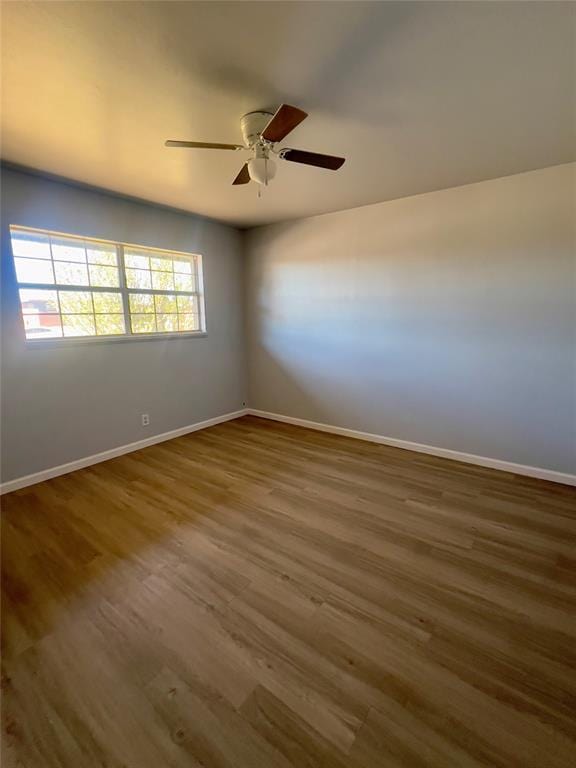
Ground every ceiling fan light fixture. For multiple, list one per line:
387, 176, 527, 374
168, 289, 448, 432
247, 156, 276, 185
165, 103, 346, 187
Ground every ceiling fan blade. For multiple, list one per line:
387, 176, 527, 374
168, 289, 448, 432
165, 140, 243, 150
261, 104, 308, 143
232, 163, 250, 185
281, 149, 345, 170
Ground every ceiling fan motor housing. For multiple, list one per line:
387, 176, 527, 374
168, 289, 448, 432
241, 111, 274, 148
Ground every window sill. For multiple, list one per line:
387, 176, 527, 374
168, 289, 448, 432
24, 332, 208, 348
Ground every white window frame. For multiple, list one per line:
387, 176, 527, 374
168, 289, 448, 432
9, 225, 207, 345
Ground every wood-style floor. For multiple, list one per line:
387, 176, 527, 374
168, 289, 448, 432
2, 415, 575, 767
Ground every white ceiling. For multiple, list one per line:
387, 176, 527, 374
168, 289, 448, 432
1, 1, 574, 228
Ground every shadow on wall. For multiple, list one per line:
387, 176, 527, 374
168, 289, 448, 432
244, 166, 576, 474
248, 341, 324, 420
246, 216, 466, 429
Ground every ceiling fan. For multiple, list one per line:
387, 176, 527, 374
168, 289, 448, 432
165, 104, 345, 187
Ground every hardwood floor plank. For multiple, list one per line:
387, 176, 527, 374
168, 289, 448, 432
240, 684, 352, 768
349, 704, 489, 768
145, 666, 292, 768
2, 415, 575, 767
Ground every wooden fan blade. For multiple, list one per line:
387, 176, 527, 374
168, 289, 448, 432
281, 149, 345, 170
232, 164, 250, 185
165, 140, 243, 150
261, 105, 308, 143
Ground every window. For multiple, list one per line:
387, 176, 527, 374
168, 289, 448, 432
9, 226, 205, 341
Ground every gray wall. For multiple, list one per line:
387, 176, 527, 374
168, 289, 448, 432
3, 163, 574, 483
245, 164, 576, 474
1, 168, 246, 483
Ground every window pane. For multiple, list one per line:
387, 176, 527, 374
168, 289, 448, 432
176, 295, 193, 313
89, 264, 119, 287
62, 314, 96, 337
151, 270, 174, 290
150, 256, 173, 272
129, 293, 154, 313
24, 314, 63, 339
93, 292, 123, 313
174, 273, 194, 291
178, 314, 199, 331
155, 294, 177, 314
126, 268, 152, 289
51, 239, 86, 263
95, 314, 125, 335
59, 291, 93, 314
178, 295, 199, 314
14, 257, 54, 284
11, 232, 51, 259
54, 261, 89, 285
173, 258, 193, 274
157, 314, 178, 332
124, 253, 149, 270
131, 314, 156, 333
87, 245, 117, 266
19, 289, 59, 314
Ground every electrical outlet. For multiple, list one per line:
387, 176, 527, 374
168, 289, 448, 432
141, 414, 150, 427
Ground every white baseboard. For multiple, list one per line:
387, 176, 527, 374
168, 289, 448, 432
3, 407, 574, 493
0, 409, 249, 495
247, 409, 576, 487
